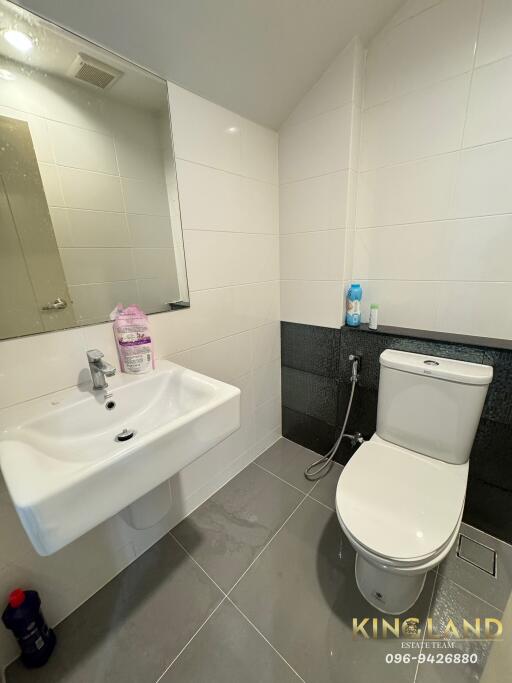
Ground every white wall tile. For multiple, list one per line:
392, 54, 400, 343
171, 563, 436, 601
435, 282, 512, 338
365, 0, 481, 107
280, 171, 349, 233
49, 207, 72, 247
280, 280, 345, 328
169, 83, 242, 174
66, 210, 130, 247
439, 215, 512, 282
151, 287, 240, 358
115, 137, 164, 180
137, 276, 180, 313
50, 121, 118, 175
233, 281, 280, 331
278, 28, 362, 330
176, 160, 241, 231
60, 247, 134, 286
286, 40, 359, 126
354, 216, 512, 284
133, 247, 175, 279
121, 177, 170, 217
251, 322, 281, 368
254, 397, 282, 441
354, 0, 512, 339
354, 224, 443, 281
279, 104, 353, 183
59, 167, 124, 212
453, 140, 512, 218
357, 279, 439, 329
476, 0, 512, 66
170, 331, 253, 384
464, 56, 512, 148
280, 230, 346, 281
0, 329, 86, 409
240, 177, 279, 234
357, 153, 458, 228
184, 231, 278, 291
253, 359, 281, 407
70, 281, 138, 324
127, 214, 173, 248
361, 73, 470, 170
241, 120, 278, 183
39, 162, 64, 207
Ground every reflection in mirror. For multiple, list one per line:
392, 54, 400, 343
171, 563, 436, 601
0, 0, 189, 341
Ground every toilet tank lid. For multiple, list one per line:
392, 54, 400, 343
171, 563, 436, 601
380, 350, 493, 386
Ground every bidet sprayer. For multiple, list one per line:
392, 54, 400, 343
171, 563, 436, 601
349, 354, 361, 383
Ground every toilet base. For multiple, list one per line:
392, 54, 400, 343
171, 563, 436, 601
355, 553, 427, 615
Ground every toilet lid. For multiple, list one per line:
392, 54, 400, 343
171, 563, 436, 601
336, 438, 468, 562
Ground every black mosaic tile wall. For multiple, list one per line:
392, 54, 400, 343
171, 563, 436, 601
281, 321, 512, 544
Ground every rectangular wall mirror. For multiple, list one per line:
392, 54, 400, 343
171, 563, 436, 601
0, 0, 189, 341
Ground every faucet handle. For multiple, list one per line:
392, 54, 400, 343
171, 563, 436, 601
87, 349, 104, 363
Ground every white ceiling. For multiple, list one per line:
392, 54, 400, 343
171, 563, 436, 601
16, 0, 404, 129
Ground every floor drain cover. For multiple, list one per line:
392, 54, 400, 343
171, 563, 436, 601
456, 534, 496, 576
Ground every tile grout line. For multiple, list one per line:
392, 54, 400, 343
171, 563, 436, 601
307, 492, 336, 513
161, 484, 312, 681
225, 493, 309, 598
413, 567, 439, 683
258, 460, 509, 613
253, 460, 315, 495
226, 597, 308, 683
168, 532, 229, 598
160, 455, 337, 682
153, 595, 228, 683
168, 527, 308, 683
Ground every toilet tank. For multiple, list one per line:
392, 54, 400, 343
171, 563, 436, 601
377, 350, 493, 464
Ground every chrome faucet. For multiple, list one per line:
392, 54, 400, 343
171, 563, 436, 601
87, 349, 116, 390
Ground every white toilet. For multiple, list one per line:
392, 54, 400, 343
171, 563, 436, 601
335, 349, 493, 615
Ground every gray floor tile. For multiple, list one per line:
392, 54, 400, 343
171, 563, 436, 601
5, 535, 223, 683
308, 461, 343, 510
231, 497, 434, 683
172, 464, 304, 592
255, 437, 318, 493
160, 600, 302, 683
439, 522, 512, 611
415, 575, 507, 683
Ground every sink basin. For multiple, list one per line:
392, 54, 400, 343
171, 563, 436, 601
0, 361, 240, 555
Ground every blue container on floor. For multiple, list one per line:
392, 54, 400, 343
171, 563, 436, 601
2, 589, 56, 668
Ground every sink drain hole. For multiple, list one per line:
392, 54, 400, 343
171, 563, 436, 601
115, 428, 135, 442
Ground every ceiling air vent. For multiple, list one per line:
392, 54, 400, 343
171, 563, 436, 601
68, 53, 123, 90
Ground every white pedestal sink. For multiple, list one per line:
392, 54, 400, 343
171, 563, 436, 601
0, 361, 240, 555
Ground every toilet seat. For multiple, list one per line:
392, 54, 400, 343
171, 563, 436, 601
335, 435, 468, 563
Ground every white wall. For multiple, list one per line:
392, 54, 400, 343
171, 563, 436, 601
354, 0, 512, 340
0, 84, 280, 670
278, 39, 364, 328
0, 62, 179, 325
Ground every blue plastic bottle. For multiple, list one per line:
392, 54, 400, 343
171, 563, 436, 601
346, 283, 362, 327
2, 589, 56, 668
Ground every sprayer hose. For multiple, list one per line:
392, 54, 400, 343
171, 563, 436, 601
304, 377, 357, 481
